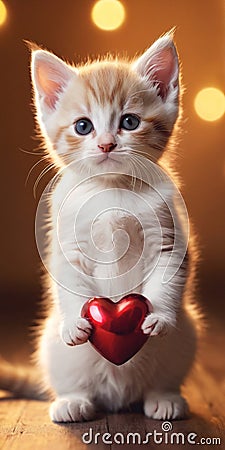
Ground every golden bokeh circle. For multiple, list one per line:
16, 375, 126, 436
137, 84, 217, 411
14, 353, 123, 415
91, 0, 125, 31
194, 87, 225, 122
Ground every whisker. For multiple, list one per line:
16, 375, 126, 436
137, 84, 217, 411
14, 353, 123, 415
129, 160, 137, 191
128, 155, 143, 190
127, 151, 166, 189
33, 163, 56, 198
129, 154, 149, 187
131, 148, 159, 163
19, 147, 45, 156
25, 156, 49, 187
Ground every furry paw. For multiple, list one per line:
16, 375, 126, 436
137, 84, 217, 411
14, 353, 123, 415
50, 395, 95, 422
144, 392, 188, 420
60, 317, 92, 346
141, 313, 169, 336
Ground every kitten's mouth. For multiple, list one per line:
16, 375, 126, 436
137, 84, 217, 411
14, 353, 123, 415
97, 154, 121, 165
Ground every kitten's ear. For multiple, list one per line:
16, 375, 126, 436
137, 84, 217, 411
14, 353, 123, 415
31, 50, 75, 112
133, 33, 179, 101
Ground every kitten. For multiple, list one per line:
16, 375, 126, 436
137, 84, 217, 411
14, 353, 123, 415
2, 32, 199, 422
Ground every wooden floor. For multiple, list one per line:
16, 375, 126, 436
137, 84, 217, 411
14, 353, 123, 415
0, 319, 224, 449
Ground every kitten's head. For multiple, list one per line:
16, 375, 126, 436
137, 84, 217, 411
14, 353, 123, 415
31, 32, 180, 179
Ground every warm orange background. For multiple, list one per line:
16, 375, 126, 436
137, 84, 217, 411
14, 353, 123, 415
0, 1, 224, 334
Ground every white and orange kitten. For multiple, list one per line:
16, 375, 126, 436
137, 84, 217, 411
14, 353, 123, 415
3, 33, 199, 422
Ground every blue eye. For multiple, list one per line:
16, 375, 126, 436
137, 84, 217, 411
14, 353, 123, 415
74, 118, 94, 135
120, 114, 140, 131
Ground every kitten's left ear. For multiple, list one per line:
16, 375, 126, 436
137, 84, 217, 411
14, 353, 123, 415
31, 49, 75, 115
133, 33, 179, 101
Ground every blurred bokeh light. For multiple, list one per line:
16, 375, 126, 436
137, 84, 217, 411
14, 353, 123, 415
194, 87, 225, 122
0, 0, 7, 26
91, 0, 125, 30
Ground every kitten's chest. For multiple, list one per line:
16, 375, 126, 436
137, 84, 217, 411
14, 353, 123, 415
90, 194, 145, 297
56, 183, 150, 243
53, 181, 159, 298
55, 183, 149, 262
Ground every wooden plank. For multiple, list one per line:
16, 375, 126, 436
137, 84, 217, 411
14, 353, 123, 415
0, 396, 109, 450
108, 412, 147, 449
0, 396, 27, 449
65, 415, 109, 450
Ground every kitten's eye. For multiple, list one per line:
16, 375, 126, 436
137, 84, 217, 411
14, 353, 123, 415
74, 118, 94, 135
120, 114, 140, 131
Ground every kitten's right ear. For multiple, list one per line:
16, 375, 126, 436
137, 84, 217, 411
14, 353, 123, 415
31, 50, 75, 113
132, 32, 179, 102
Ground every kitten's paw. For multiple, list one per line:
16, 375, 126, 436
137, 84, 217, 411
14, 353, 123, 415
141, 313, 169, 336
60, 317, 92, 346
144, 392, 188, 420
50, 395, 95, 422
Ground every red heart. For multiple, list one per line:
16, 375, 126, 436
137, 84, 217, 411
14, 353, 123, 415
81, 294, 152, 365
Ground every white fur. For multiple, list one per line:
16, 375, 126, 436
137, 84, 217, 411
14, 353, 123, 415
31, 33, 197, 422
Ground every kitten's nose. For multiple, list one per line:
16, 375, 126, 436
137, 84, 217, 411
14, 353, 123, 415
98, 143, 117, 153
98, 133, 117, 153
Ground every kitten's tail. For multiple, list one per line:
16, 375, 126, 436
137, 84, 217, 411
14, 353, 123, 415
0, 355, 49, 400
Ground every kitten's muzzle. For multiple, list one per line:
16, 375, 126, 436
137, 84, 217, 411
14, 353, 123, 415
97, 132, 117, 153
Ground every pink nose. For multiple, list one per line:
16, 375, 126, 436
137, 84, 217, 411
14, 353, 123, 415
98, 142, 117, 153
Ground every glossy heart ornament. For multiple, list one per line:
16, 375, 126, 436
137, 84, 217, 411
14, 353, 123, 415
81, 294, 152, 365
